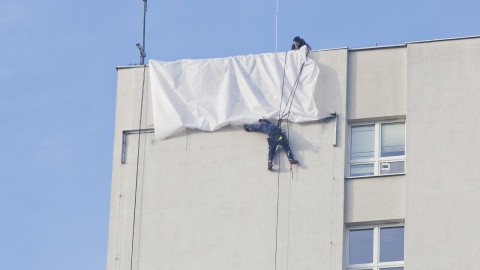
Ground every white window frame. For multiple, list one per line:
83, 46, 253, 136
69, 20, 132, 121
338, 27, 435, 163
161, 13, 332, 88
346, 224, 405, 270
348, 121, 406, 178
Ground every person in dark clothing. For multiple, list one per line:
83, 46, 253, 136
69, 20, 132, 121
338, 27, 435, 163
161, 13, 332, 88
291, 36, 311, 51
244, 119, 299, 171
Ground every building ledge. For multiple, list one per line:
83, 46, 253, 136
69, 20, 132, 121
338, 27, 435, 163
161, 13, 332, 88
345, 173, 405, 180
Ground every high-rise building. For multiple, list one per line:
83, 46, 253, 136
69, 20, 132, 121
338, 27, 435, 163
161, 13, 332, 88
107, 36, 480, 270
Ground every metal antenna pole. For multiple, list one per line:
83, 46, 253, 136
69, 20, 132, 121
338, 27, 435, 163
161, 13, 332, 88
275, 0, 279, 52
137, 0, 147, 65
142, 0, 147, 59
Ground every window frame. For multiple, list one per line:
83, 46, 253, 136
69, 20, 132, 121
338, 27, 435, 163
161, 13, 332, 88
348, 121, 406, 178
346, 224, 405, 270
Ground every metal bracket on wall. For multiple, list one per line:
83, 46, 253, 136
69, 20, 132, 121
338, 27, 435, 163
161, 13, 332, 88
332, 113, 338, 147
121, 128, 155, 164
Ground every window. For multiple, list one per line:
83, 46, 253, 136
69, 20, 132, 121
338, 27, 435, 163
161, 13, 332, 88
349, 121, 405, 177
347, 225, 404, 270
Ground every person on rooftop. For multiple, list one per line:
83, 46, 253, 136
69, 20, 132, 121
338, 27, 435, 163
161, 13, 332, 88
291, 36, 311, 51
244, 119, 299, 171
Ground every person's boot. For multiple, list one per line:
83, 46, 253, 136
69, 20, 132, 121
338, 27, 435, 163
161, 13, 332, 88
268, 161, 273, 171
286, 150, 298, 165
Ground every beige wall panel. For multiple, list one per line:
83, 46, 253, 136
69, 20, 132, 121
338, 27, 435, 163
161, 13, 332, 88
345, 175, 405, 224
405, 38, 480, 269
348, 47, 406, 120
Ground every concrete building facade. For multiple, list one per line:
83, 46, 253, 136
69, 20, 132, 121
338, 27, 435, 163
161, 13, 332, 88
107, 36, 480, 270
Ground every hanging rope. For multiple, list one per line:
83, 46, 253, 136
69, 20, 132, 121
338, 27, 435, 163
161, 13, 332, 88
279, 50, 311, 123
273, 50, 310, 269
130, 63, 147, 270
278, 51, 288, 122
274, 154, 281, 270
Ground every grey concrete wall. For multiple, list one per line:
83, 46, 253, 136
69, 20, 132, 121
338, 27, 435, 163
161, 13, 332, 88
345, 175, 405, 224
344, 46, 407, 226
347, 47, 406, 121
107, 49, 348, 270
405, 38, 480, 269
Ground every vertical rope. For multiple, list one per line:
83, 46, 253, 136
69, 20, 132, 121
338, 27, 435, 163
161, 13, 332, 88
275, 0, 279, 52
130, 64, 147, 270
286, 162, 294, 270
280, 50, 310, 120
278, 52, 288, 122
274, 153, 281, 270
330, 126, 337, 270
275, 46, 309, 270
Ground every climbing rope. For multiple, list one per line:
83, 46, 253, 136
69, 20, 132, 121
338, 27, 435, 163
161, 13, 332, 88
130, 63, 147, 270
278, 51, 288, 122
274, 50, 310, 269
278, 49, 311, 125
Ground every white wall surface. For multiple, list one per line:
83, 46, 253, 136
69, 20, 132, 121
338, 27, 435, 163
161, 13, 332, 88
345, 175, 405, 224
344, 46, 406, 228
107, 66, 153, 270
405, 37, 480, 269
107, 38, 480, 270
107, 49, 349, 270
347, 47, 406, 120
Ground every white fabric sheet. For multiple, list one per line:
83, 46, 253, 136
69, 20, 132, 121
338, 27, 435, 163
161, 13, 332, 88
149, 46, 325, 140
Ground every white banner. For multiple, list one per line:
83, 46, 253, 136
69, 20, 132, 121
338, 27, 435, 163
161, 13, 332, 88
149, 46, 325, 140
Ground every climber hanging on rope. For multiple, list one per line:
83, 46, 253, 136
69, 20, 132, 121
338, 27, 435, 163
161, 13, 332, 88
244, 119, 298, 171
243, 37, 311, 171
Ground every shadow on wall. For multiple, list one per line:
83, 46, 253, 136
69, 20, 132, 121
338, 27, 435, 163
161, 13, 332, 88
271, 59, 344, 172
346, 52, 358, 120
313, 62, 343, 117
277, 117, 336, 172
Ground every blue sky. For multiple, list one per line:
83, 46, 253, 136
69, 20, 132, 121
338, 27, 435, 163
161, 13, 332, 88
1, 0, 479, 269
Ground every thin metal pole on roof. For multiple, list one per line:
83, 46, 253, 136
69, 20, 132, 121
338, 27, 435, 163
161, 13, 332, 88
137, 0, 147, 65
275, 0, 279, 52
